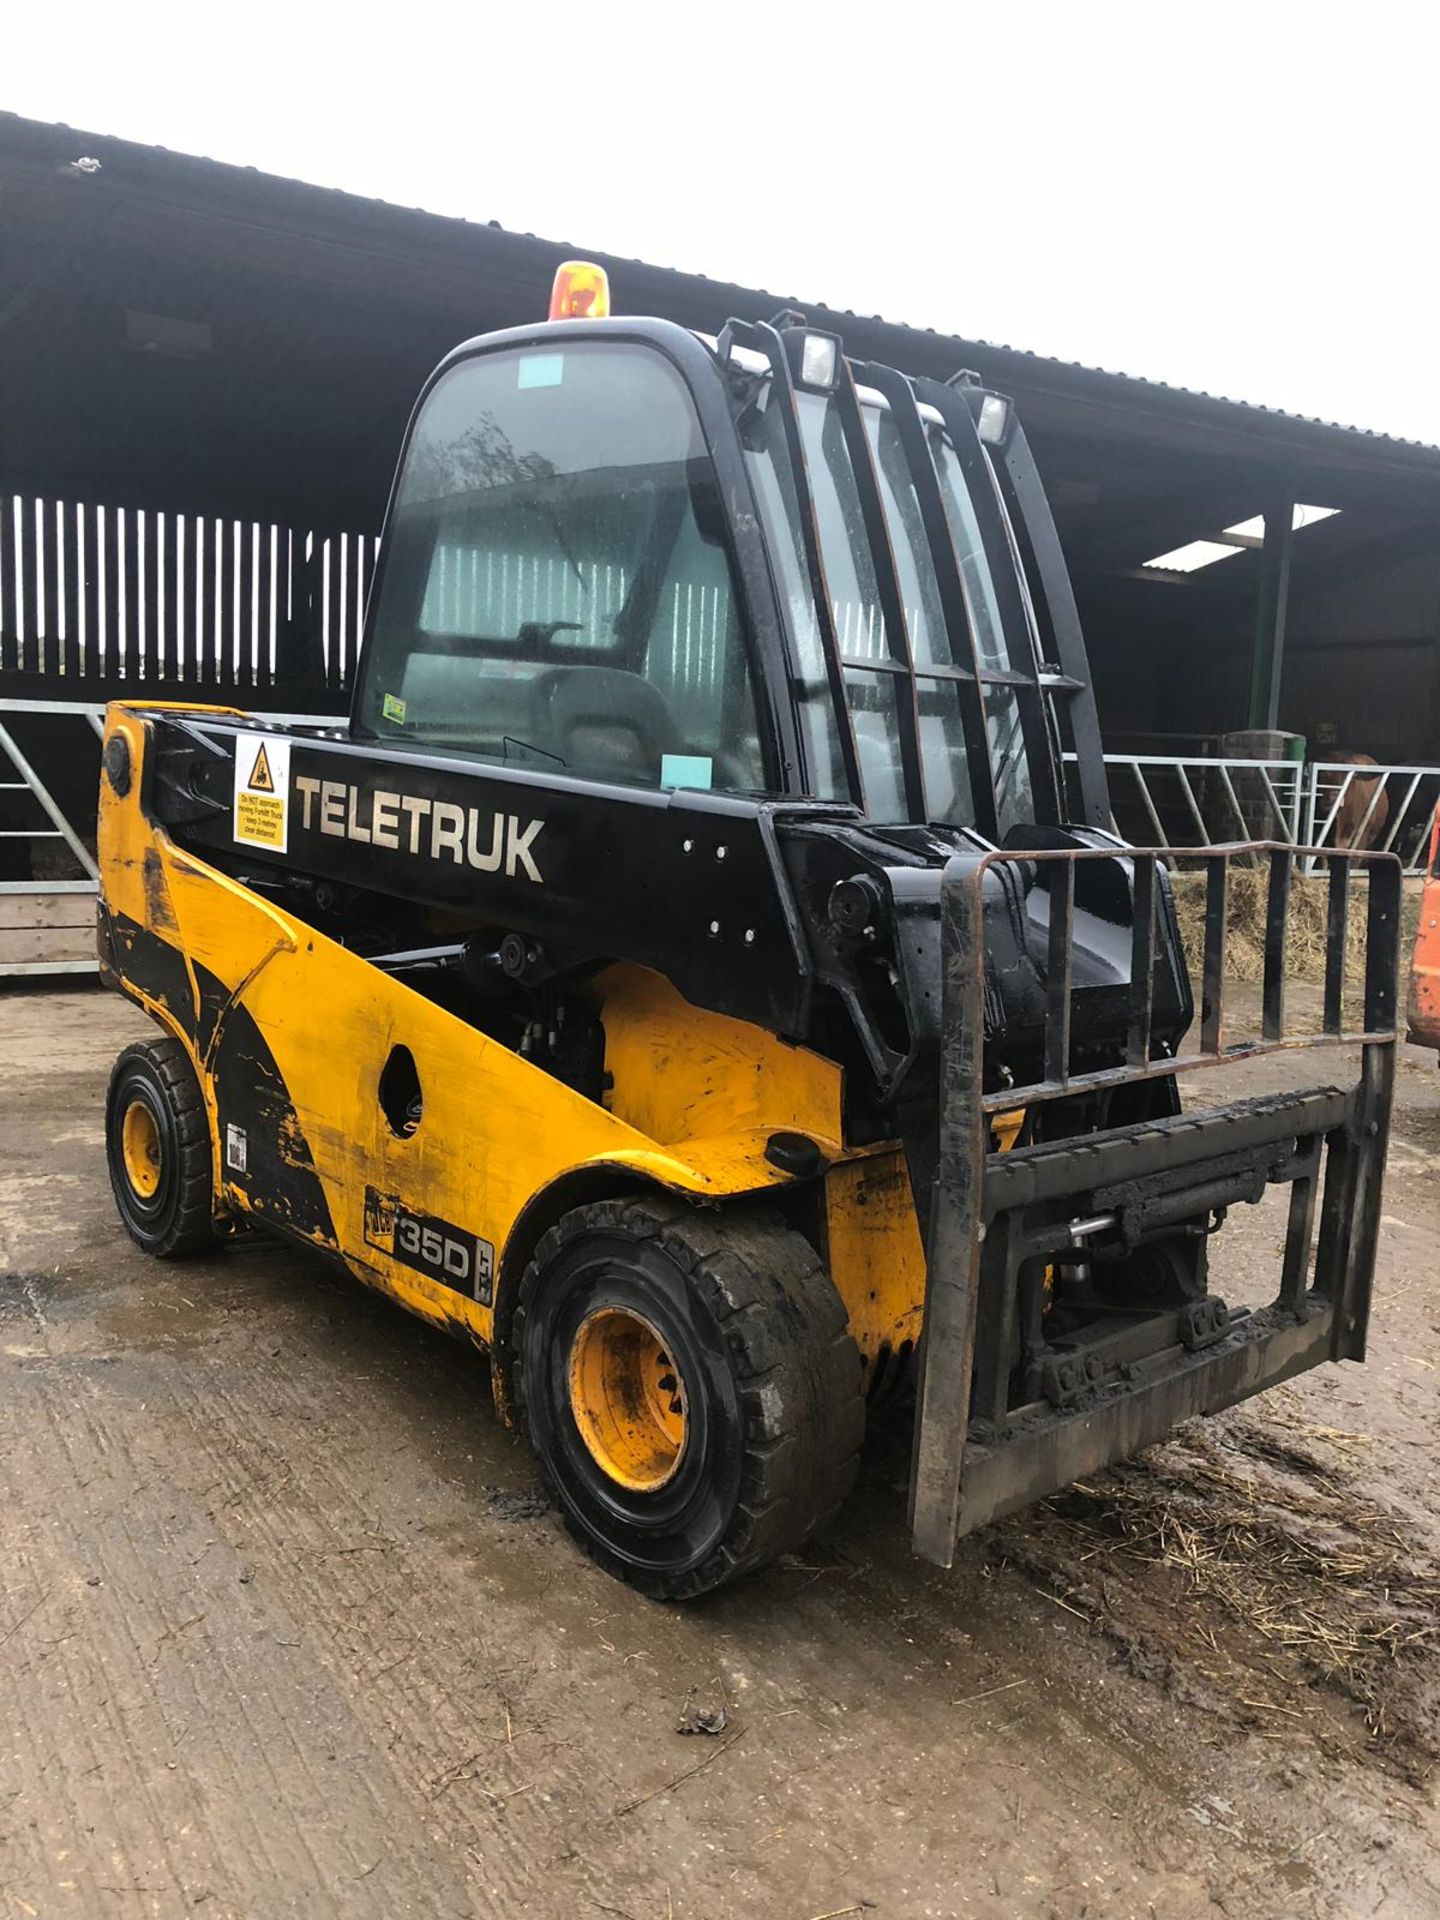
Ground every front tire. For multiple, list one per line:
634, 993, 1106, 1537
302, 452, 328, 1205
105, 1038, 218, 1258
514, 1195, 864, 1599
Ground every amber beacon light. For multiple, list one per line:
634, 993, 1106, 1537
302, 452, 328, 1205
548, 260, 611, 321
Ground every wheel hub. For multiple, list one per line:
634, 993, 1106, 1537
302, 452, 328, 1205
121, 1097, 163, 1201
567, 1306, 688, 1492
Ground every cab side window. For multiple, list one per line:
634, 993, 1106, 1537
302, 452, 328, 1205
641, 509, 765, 791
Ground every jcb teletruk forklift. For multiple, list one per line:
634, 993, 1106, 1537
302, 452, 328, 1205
98, 265, 1401, 1596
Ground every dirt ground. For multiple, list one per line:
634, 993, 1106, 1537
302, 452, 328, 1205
2, 984, 1439, 1920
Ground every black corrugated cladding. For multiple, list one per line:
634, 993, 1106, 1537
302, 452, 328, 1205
3, 109, 1439, 754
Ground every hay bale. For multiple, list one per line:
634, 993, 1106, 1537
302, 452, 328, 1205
1169, 868, 1372, 987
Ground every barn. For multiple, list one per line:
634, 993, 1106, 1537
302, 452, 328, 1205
3, 107, 1437, 964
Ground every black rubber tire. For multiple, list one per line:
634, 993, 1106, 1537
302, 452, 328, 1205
105, 1038, 218, 1259
514, 1195, 864, 1599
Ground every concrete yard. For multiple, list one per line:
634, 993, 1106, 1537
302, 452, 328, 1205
2, 983, 1439, 1919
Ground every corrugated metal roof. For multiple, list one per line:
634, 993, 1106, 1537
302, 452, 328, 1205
918, 337, 1440, 453
8, 109, 1439, 460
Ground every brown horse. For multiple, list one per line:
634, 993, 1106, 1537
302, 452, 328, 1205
1325, 751, 1390, 851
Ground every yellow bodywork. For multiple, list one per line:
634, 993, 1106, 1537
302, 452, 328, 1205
98, 705, 929, 1403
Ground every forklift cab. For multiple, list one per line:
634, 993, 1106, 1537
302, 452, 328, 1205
352, 268, 1105, 852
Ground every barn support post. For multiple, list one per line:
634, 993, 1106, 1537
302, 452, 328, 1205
1247, 499, 1294, 730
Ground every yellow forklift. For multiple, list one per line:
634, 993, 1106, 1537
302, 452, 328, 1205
98, 265, 1401, 1596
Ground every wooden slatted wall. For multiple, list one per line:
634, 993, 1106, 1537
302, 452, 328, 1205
0, 496, 379, 702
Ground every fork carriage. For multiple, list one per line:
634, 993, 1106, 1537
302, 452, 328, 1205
911, 841, 1399, 1564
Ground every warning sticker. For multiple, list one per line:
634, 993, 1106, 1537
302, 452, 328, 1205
233, 734, 292, 851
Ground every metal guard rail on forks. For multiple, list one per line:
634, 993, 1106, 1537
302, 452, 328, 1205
910, 841, 1401, 1567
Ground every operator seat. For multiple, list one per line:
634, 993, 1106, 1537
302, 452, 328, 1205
532, 665, 679, 783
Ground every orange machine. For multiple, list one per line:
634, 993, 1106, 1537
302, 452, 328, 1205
1409, 806, 1440, 1052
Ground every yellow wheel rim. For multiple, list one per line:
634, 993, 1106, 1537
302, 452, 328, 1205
121, 1097, 163, 1201
567, 1307, 688, 1492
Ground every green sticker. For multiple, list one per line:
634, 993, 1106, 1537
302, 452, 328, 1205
381, 692, 407, 724
660, 753, 714, 791
519, 353, 565, 389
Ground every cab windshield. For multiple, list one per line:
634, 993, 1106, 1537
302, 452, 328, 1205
356, 341, 769, 795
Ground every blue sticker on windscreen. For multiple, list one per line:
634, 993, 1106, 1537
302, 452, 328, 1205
518, 354, 565, 389
661, 753, 714, 791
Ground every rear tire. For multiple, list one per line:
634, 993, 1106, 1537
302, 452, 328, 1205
514, 1195, 864, 1599
105, 1038, 218, 1258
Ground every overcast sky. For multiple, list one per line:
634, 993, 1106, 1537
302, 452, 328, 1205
8, 2, 1438, 444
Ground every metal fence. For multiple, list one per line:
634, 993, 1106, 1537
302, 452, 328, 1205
1300, 761, 1440, 876
1071, 753, 1305, 854
1073, 752, 1440, 876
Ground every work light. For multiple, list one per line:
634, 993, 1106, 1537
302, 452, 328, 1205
976, 393, 1012, 446
777, 325, 842, 393
798, 331, 839, 392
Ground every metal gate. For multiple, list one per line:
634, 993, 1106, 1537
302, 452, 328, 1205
0, 492, 370, 972
0, 698, 353, 978
0, 700, 103, 974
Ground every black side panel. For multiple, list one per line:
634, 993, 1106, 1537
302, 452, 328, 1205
100, 904, 197, 1033
190, 959, 234, 1064
209, 1000, 339, 1248
100, 902, 337, 1250
154, 718, 818, 1039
